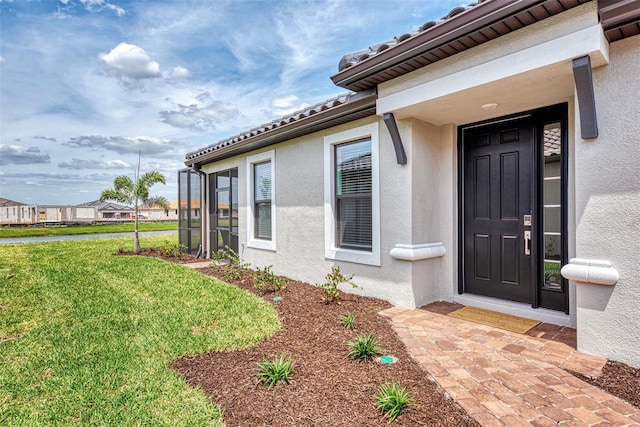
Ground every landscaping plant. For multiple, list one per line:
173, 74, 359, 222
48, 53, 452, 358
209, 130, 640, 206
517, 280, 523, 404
347, 334, 383, 361
254, 265, 289, 293
318, 266, 358, 304
162, 240, 187, 259
338, 312, 356, 329
211, 246, 252, 281
99, 151, 169, 253
254, 354, 294, 387
373, 381, 416, 422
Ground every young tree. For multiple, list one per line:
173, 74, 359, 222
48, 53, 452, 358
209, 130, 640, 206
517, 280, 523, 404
100, 153, 169, 253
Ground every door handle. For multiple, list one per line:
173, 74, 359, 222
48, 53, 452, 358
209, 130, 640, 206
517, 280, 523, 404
524, 230, 531, 255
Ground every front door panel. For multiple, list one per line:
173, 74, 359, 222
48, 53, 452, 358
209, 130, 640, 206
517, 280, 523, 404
463, 118, 534, 304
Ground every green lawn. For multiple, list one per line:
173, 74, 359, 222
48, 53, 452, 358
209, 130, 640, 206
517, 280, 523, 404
0, 236, 280, 426
0, 222, 178, 238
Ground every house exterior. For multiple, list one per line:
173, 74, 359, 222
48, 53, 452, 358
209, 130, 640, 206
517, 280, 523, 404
138, 201, 179, 221
0, 198, 97, 224
182, 0, 640, 368
0, 198, 37, 224
78, 200, 133, 220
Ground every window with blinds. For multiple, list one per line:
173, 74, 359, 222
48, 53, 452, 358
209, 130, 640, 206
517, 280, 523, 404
254, 161, 272, 240
335, 139, 372, 251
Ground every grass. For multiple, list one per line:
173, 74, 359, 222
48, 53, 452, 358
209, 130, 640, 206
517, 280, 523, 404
0, 222, 178, 238
0, 235, 280, 426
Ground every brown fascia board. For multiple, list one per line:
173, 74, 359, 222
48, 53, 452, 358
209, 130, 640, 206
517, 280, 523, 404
184, 89, 377, 167
599, 0, 640, 27
331, 0, 557, 90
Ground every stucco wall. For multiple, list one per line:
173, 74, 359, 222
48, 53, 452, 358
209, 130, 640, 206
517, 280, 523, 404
574, 35, 640, 368
406, 119, 457, 306
202, 117, 419, 308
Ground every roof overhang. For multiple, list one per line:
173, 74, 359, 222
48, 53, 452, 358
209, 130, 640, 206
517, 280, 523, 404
331, 0, 592, 92
599, 0, 640, 41
376, 23, 609, 126
184, 89, 377, 167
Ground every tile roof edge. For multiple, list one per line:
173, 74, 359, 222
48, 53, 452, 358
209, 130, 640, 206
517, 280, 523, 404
331, 0, 554, 88
184, 89, 376, 165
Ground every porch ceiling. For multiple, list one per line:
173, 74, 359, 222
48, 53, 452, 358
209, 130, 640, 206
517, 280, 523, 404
386, 61, 575, 127
376, 23, 608, 127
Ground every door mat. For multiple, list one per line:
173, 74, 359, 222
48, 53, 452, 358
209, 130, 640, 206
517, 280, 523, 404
447, 306, 540, 334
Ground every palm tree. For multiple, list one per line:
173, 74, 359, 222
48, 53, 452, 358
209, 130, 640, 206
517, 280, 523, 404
100, 154, 169, 253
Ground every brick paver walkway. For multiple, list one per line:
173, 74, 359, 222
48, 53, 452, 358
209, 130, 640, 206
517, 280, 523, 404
380, 307, 640, 426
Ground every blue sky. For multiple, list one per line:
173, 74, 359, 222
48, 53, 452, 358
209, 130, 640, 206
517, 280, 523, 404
1, 0, 464, 205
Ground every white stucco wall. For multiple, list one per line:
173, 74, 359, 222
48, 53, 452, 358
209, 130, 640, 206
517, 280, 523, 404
574, 35, 640, 368
202, 117, 419, 308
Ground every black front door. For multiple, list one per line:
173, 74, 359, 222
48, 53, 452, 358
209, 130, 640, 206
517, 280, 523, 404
462, 117, 535, 304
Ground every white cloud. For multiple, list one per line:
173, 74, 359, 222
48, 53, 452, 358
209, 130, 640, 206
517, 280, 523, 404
80, 0, 125, 16
159, 91, 239, 132
270, 95, 310, 116
64, 135, 192, 159
170, 66, 190, 78
0, 56, 5, 66
0, 145, 51, 165
99, 43, 160, 87
58, 158, 131, 169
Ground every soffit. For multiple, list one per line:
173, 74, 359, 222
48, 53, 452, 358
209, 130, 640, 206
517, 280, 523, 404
599, 0, 640, 41
331, 0, 592, 92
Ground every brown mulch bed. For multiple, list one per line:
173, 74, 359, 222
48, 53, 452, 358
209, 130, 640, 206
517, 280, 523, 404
113, 247, 203, 264
172, 265, 479, 426
573, 361, 640, 408
121, 250, 640, 424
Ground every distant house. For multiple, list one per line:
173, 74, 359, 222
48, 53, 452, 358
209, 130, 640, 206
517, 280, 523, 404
138, 201, 179, 220
78, 200, 133, 220
181, 1, 640, 368
0, 198, 97, 224
0, 197, 37, 224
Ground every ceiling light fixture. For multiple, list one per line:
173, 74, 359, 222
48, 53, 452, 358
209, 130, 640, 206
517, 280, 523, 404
482, 103, 499, 110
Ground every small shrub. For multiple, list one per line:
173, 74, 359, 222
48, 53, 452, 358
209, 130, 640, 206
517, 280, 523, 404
339, 312, 356, 329
161, 240, 186, 258
212, 246, 251, 281
347, 334, 382, 362
373, 381, 416, 422
318, 266, 358, 304
254, 265, 289, 293
254, 354, 294, 387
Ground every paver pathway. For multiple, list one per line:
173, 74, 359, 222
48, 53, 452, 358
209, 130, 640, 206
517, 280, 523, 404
380, 307, 640, 426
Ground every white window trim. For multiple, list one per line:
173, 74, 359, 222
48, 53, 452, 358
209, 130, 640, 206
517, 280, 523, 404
246, 150, 276, 251
324, 123, 380, 266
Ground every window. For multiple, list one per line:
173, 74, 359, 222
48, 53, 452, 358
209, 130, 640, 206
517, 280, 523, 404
335, 139, 372, 250
324, 123, 380, 265
247, 150, 276, 250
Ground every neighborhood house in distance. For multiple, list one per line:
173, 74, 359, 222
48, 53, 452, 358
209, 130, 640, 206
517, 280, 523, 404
177, 0, 638, 369
0, 197, 180, 224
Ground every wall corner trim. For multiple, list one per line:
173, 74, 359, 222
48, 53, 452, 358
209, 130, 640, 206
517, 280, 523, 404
561, 258, 619, 286
390, 242, 446, 261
